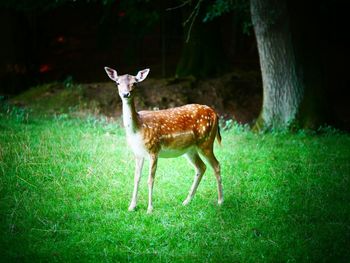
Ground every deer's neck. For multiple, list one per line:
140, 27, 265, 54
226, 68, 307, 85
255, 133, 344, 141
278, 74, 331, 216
122, 98, 140, 134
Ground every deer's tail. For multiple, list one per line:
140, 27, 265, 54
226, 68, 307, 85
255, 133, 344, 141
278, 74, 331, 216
216, 125, 222, 146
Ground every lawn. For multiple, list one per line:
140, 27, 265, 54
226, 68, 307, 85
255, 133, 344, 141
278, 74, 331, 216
1, 107, 350, 262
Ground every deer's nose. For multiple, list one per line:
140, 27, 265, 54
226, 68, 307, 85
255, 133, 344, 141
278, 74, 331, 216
122, 92, 131, 98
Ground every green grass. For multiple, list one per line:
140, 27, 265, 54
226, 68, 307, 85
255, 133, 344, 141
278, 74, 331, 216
1, 108, 350, 262
10, 83, 86, 114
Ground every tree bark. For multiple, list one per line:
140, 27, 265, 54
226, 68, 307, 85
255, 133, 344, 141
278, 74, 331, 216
250, 0, 303, 129
288, 0, 330, 129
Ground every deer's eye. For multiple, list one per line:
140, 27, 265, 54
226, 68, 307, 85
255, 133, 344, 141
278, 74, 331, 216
115, 82, 120, 86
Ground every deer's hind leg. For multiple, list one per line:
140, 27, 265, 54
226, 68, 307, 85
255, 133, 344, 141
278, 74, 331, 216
199, 145, 223, 205
183, 150, 206, 205
147, 154, 158, 214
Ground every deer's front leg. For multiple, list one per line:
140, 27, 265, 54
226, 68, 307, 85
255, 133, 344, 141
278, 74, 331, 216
128, 156, 144, 211
147, 154, 158, 214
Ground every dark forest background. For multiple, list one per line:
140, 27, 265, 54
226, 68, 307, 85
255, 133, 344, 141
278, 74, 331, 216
0, 0, 349, 130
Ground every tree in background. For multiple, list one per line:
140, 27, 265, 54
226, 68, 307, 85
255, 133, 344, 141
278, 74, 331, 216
250, 0, 303, 129
0, 0, 162, 87
203, 0, 340, 130
1, 0, 347, 129
101, 0, 162, 72
0, 0, 85, 93
174, 0, 228, 78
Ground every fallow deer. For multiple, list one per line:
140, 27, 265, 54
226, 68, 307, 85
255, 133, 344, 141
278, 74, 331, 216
104, 67, 223, 213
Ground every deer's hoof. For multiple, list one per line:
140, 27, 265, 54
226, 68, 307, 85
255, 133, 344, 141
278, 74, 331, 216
128, 204, 136, 211
147, 206, 153, 214
218, 198, 224, 206
182, 198, 191, 206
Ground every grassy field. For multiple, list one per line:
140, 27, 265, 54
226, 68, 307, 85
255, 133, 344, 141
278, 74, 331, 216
1, 106, 350, 262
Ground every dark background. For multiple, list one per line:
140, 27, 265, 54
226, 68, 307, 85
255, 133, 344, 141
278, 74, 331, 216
0, 0, 349, 129
0, 1, 257, 89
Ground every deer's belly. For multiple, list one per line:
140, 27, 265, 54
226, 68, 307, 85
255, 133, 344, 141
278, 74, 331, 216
158, 146, 192, 158
127, 131, 194, 158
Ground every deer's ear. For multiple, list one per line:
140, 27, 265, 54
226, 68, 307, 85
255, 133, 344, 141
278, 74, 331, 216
104, 67, 118, 81
135, 68, 150, 82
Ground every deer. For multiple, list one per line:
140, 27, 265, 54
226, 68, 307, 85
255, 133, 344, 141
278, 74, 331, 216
104, 67, 223, 213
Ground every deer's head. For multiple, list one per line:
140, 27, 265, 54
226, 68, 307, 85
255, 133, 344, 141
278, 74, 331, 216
104, 67, 150, 100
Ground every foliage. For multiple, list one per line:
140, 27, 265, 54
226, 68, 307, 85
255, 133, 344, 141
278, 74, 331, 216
204, 0, 252, 34
1, 110, 350, 262
0, 96, 31, 123
118, 0, 160, 29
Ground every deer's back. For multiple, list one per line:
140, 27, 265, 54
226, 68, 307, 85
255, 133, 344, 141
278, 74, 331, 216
137, 104, 218, 156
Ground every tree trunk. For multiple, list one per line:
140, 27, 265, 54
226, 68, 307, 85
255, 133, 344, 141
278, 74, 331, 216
288, 0, 330, 129
250, 0, 303, 129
